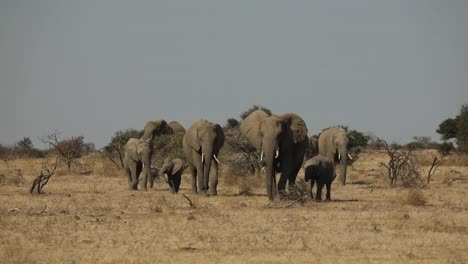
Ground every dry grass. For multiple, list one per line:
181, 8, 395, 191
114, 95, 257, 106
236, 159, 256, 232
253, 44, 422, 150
0, 150, 468, 263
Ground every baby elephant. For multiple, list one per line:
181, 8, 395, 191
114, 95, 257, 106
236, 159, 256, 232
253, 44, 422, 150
304, 155, 336, 201
159, 158, 187, 193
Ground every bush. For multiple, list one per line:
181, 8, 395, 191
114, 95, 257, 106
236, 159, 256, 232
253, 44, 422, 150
12, 137, 46, 158
240, 105, 272, 120
224, 118, 240, 129
438, 142, 454, 156
221, 127, 259, 177
0, 144, 12, 159
348, 130, 369, 150
103, 129, 144, 169
402, 189, 427, 206
406, 136, 439, 150
152, 134, 185, 167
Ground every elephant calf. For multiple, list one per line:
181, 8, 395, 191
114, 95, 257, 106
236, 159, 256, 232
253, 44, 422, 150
304, 155, 336, 201
158, 158, 187, 193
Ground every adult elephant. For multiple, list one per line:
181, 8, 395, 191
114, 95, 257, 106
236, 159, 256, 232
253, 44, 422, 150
168, 121, 186, 135
318, 127, 352, 185
240, 110, 308, 200
124, 120, 171, 191
183, 119, 224, 195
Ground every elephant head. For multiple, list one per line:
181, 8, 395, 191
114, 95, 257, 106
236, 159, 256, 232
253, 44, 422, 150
306, 135, 319, 159
183, 119, 225, 195
240, 110, 308, 200
168, 121, 186, 135
318, 127, 351, 185
124, 119, 171, 191
159, 158, 187, 193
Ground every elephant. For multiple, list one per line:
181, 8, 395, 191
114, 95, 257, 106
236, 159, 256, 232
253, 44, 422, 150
123, 120, 171, 191
318, 127, 352, 185
183, 119, 225, 195
168, 121, 186, 135
240, 110, 308, 200
304, 155, 336, 201
159, 158, 187, 193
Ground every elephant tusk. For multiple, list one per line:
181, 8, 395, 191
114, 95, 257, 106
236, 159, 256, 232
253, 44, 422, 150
201, 153, 204, 164
347, 153, 353, 160
213, 154, 220, 164
260, 151, 264, 162
275, 149, 279, 159
338, 153, 341, 160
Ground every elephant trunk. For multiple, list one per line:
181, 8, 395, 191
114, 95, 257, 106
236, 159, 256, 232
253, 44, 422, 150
262, 138, 279, 201
338, 148, 348, 185
202, 147, 214, 193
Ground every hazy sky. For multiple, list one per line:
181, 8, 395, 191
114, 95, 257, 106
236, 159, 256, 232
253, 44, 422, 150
1, 0, 467, 148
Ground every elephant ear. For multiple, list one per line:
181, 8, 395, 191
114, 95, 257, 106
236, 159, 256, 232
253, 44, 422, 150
215, 124, 225, 149
281, 113, 308, 144
185, 122, 201, 151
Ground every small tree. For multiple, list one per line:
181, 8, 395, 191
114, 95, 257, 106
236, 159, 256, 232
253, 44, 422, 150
378, 139, 422, 187
456, 104, 468, 153
103, 129, 143, 169
436, 104, 468, 153
240, 105, 272, 120
437, 118, 458, 140
40, 131, 88, 171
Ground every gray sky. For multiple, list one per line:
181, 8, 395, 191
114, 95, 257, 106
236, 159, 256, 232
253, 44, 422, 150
1, 0, 467, 148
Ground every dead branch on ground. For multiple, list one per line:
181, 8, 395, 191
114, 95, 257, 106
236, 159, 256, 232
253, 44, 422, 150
30, 156, 59, 194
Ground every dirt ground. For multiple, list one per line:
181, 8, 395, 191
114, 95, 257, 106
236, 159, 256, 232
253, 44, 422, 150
1, 150, 468, 264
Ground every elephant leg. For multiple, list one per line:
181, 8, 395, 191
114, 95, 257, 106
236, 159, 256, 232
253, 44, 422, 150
125, 166, 133, 190
307, 179, 314, 201
315, 182, 323, 202
173, 172, 182, 193
208, 161, 218, 195
168, 176, 176, 193
188, 164, 197, 194
140, 160, 151, 191
277, 172, 288, 197
287, 165, 301, 193
129, 163, 139, 190
326, 182, 331, 201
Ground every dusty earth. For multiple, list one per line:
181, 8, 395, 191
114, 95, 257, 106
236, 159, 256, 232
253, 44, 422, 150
1, 150, 467, 263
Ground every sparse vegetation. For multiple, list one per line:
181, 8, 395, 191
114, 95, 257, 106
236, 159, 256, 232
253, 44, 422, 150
378, 139, 422, 187
152, 134, 185, 166
103, 129, 144, 169
239, 105, 272, 120
40, 131, 91, 171
437, 104, 468, 153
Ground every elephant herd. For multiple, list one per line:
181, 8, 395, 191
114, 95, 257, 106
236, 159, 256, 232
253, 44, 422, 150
123, 110, 352, 201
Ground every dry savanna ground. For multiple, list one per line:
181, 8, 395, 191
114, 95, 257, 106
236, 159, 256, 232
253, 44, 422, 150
1, 150, 468, 263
